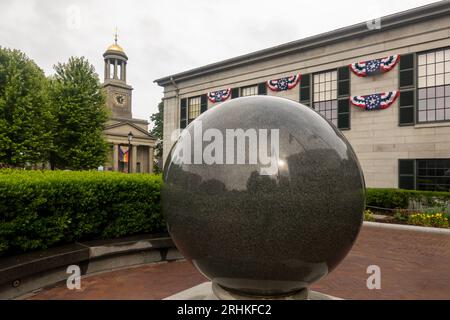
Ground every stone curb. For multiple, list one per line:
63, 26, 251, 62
0, 234, 181, 300
363, 221, 450, 235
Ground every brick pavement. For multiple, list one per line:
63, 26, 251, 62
28, 224, 450, 300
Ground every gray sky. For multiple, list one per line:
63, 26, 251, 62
0, 0, 438, 129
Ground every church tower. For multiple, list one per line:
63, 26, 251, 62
102, 31, 156, 174
102, 32, 133, 119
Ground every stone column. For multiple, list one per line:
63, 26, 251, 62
148, 147, 154, 174
132, 145, 137, 173
104, 59, 108, 80
114, 59, 118, 79
113, 144, 119, 171
123, 62, 127, 82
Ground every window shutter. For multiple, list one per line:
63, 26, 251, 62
337, 99, 350, 130
231, 88, 240, 99
299, 74, 311, 106
399, 54, 415, 89
337, 66, 351, 130
399, 159, 415, 190
337, 66, 350, 97
399, 53, 416, 126
200, 94, 208, 113
258, 82, 267, 95
180, 98, 187, 129
399, 91, 415, 125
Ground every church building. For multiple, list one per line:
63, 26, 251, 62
102, 35, 156, 173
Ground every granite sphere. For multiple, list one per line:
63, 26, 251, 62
163, 96, 365, 297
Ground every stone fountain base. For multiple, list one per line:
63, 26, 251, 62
164, 282, 341, 300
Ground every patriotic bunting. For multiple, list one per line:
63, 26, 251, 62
350, 91, 399, 111
267, 74, 300, 92
207, 89, 231, 103
350, 55, 400, 77
119, 146, 129, 162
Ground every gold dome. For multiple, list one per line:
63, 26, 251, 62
106, 30, 125, 53
106, 43, 124, 53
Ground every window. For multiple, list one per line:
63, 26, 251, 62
417, 48, 450, 123
311, 68, 350, 129
241, 85, 258, 97
313, 70, 338, 126
399, 159, 450, 191
188, 96, 201, 123
417, 159, 450, 191
180, 95, 207, 129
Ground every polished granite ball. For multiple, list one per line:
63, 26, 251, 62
163, 96, 365, 297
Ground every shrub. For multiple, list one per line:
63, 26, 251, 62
0, 170, 164, 256
364, 209, 375, 222
366, 188, 450, 209
407, 213, 449, 228
393, 209, 409, 223
422, 206, 449, 215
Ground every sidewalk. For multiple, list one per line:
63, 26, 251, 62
29, 223, 450, 300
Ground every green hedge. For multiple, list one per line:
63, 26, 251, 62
366, 188, 450, 209
0, 170, 164, 256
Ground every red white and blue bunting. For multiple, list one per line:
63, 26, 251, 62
350, 91, 399, 111
267, 74, 300, 92
208, 89, 231, 103
350, 55, 400, 77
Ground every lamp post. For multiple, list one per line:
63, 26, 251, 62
127, 131, 133, 173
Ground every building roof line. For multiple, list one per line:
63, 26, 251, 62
105, 121, 156, 140
154, 1, 450, 86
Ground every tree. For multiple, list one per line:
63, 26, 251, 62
48, 56, 109, 170
150, 100, 163, 172
0, 47, 54, 167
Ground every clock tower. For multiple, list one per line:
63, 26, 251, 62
102, 32, 157, 175
102, 33, 133, 118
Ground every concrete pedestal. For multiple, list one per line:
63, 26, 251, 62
164, 282, 341, 300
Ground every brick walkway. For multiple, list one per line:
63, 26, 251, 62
29, 224, 450, 300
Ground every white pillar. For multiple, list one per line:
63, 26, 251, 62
113, 144, 119, 171
148, 147, 154, 174
132, 145, 137, 173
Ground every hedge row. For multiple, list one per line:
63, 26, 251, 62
1, 170, 448, 257
0, 170, 164, 256
366, 188, 450, 209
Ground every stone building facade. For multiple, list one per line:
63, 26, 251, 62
155, 2, 450, 190
102, 37, 156, 173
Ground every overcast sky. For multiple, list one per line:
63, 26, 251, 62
0, 0, 439, 129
